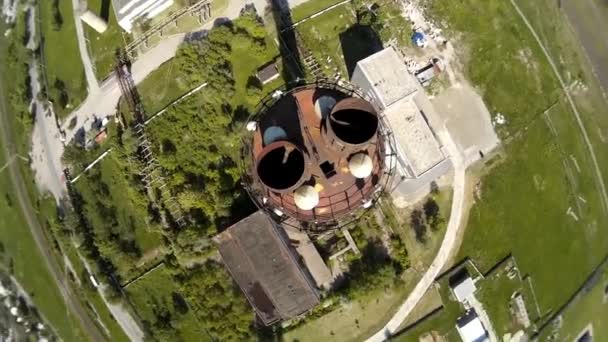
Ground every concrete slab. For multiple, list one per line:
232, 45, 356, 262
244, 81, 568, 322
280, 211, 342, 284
431, 83, 500, 166
283, 227, 333, 290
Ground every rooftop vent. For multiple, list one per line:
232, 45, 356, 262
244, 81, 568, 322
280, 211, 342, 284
256, 141, 308, 192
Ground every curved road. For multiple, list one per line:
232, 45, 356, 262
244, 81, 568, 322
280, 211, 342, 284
367, 126, 466, 342
0, 75, 105, 342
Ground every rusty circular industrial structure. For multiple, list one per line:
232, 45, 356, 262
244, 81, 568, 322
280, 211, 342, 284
241, 80, 398, 232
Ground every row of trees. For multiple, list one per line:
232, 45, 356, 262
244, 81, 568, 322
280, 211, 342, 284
411, 197, 444, 243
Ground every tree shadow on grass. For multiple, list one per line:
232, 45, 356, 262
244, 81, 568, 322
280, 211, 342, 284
339, 24, 383, 78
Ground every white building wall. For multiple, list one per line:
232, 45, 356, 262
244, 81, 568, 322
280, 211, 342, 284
113, 0, 174, 33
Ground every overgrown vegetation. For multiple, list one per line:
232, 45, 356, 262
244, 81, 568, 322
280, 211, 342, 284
145, 12, 278, 257
62, 10, 282, 340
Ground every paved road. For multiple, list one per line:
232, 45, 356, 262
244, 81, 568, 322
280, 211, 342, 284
0, 67, 105, 342
366, 117, 467, 341
561, 0, 608, 96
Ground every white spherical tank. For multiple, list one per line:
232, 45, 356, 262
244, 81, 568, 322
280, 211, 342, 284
348, 153, 373, 178
293, 185, 319, 210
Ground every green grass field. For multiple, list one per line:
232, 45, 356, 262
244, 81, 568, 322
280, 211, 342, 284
137, 60, 192, 116
0, 151, 87, 341
291, 0, 346, 22
40, 0, 87, 118
423, 0, 608, 320
125, 265, 208, 341
513, 0, 608, 201
84, 0, 125, 81
539, 266, 608, 340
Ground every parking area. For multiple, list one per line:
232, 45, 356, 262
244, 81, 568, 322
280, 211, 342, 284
431, 82, 500, 166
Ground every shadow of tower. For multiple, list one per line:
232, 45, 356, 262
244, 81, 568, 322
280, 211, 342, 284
269, 0, 305, 82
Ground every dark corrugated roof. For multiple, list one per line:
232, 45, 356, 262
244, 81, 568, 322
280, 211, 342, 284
256, 63, 279, 83
213, 211, 319, 325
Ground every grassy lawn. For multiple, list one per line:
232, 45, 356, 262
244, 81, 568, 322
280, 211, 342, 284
137, 60, 192, 116
84, 0, 125, 81
457, 104, 607, 314
40, 0, 87, 119
291, 0, 347, 22
513, 0, 608, 207
296, 4, 357, 77
424, 0, 608, 326
539, 266, 608, 340
0, 151, 86, 341
73, 152, 165, 281
125, 265, 208, 341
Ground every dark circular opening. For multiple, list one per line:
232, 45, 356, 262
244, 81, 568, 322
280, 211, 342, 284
329, 109, 379, 145
257, 146, 305, 190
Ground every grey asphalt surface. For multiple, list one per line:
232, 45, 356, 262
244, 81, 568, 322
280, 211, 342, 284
0, 68, 105, 342
562, 0, 608, 94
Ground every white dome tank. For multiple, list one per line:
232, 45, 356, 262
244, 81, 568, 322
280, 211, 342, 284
348, 153, 373, 178
294, 185, 319, 210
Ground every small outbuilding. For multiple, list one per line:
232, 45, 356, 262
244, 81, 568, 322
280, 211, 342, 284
256, 62, 280, 85
456, 309, 489, 342
450, 268, 476, 303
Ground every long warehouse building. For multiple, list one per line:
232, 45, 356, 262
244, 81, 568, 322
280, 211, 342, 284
213, 211, 320, 325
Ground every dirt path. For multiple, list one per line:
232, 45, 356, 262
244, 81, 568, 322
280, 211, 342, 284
0, 71, 105, 342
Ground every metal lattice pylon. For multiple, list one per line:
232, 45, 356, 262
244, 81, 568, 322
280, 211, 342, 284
115, 55, 187, 228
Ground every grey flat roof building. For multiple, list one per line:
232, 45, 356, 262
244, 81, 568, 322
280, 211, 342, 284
213, 211, 320, 325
